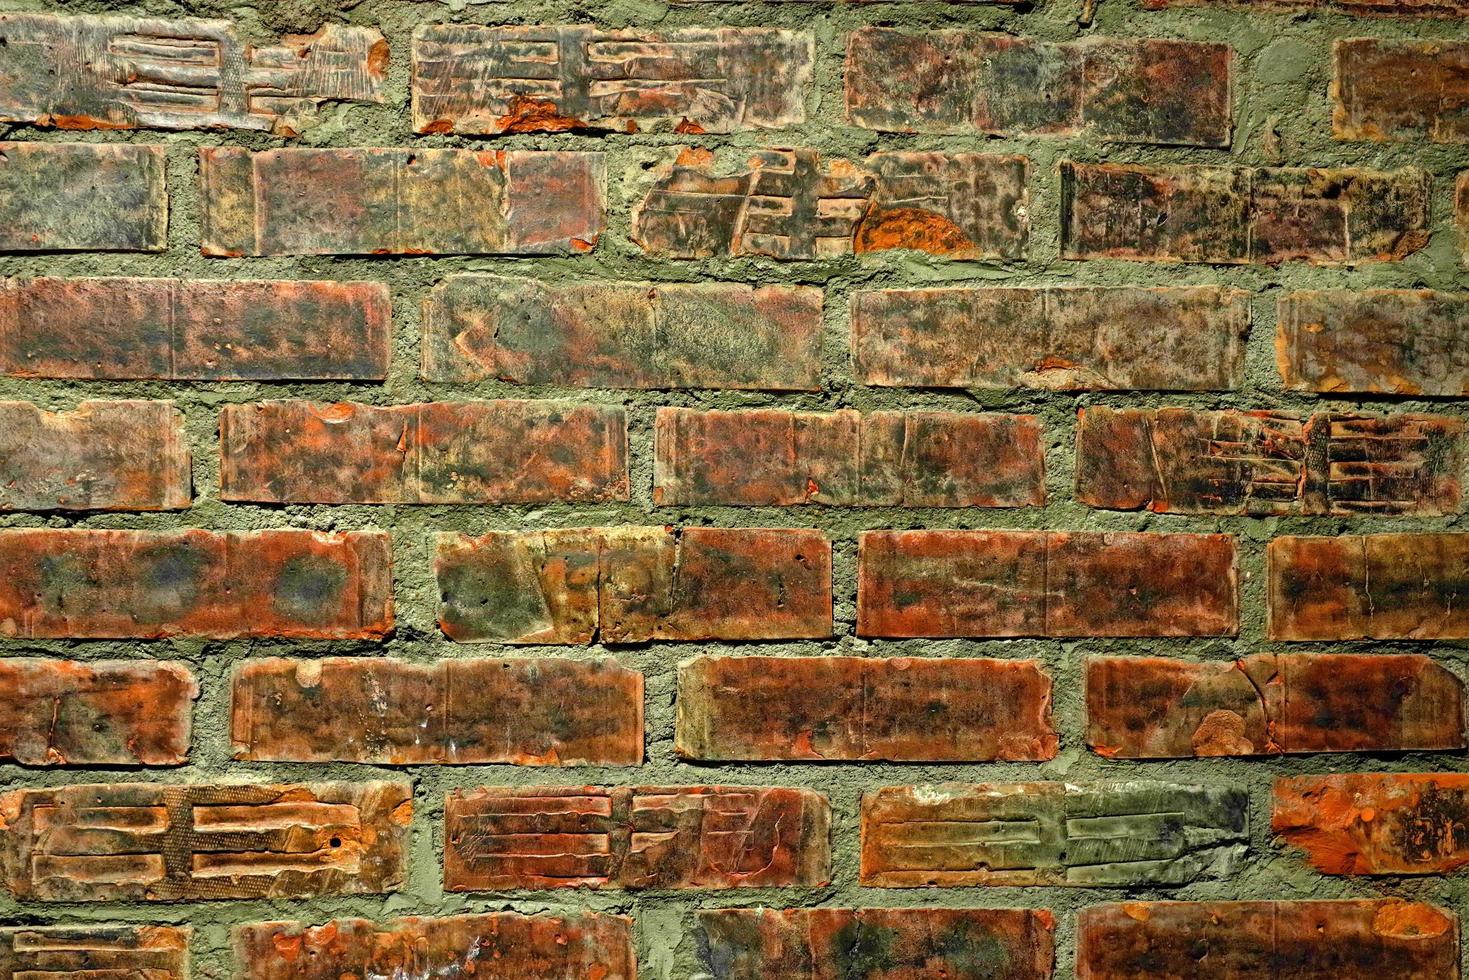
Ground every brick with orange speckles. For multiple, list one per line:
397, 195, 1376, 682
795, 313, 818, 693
0, 143, 166, 252
234, 913, 635, 980
219, 400, 628, 505
0, 925, 190, 979
232, 657, 643, 766
199, 147, 604, 256
1077, 900, 1459, 978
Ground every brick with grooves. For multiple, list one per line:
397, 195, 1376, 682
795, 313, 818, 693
0, 926, 189, 979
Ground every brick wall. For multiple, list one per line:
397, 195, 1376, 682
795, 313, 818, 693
0, 0, 1465, 976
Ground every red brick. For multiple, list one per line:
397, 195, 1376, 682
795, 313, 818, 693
1274, 773, 1469, 875
436, 526, 831, 643
1086, 653, 1465, 758
676, 655, 1057, 762
422, 277, 823, 390
1277, 289, 1469, 396
444, 785, 829, 890
861, 782, 1247, 887
232, 656, 642, 765
235, 913, 634, 980
0, 781, 410, 901
655, 408, 1044, 507
858, 530, 1237, 638
1077, 900, 1460, 979
0, 277, 391, 381
1268, 533, 1469, 640
1333, 39, 1469, 143
413, 25, 809, 134
0, 659, 196, 766
848, 30, 1230, 147
853, 286, 1248, 391
0, 528, 391, 640
1062, 161, 1431, 264
0, 14, 386, 133
0, 143, 166, 252
698, 908, 1055, 979
0, 925, 189, 980
220, 400, 627, 505
633, 147, 1027, 260
1076, 407, 1463, 516
1459, 172, 1468, 265
200, 147, 604, 256
0, 400, 190, 511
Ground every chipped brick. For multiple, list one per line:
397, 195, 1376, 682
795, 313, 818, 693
0, 143, 166, 252
1275, 773, 1469, 875
1333, 39, 1469, 144
0, 925, 189, 980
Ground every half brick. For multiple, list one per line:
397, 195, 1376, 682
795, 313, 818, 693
1274, 773, 1469, 874
0, 143, 166, 252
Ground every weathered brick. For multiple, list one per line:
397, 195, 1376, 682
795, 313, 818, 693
1459, 172, 1469, 265
0, 660, 196, 767
436, 526, 831, 643
0, 14, 386, 134
199, 147, 605, 256
0, 400, 190, 511
0, 781, 410, 901
861, 782, 1247, 887
1077, 900, 1459, 979
0, 925, 189, 980
220, 400, 628, 505
235, 913, 634, 980
633, 147, 1027, 260
853, 286, 1249, 391
676, 655, 1057, 762
655, 408, 1045, 507
232, 656, 643, 765
1268, 533, 1469, 640
1275, 773, 1469, 875
421, 276, 823, 390
1061, 161, 1431, 264
858, 530, 1237, 638
1086, 654, 1465, 758
1277, 289, 1469, 396
1333, 39, 1469, 143
0, 277, 391, 381
1076, 407, 1464, 516
0, 528, 392, 640
847, 30, 1230, 147
1144, 0, 1469, 13
0, 143, 166, 252
698, 908, 1055, 980
413, 25, 809, 134
445, 785, 830, 890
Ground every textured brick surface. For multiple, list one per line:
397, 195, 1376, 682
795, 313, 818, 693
232, 656, 642, 765
1333, 39, 1469, 143
676, 655, 1057, 761
655, 408, 1045, 507
0, 925, 190, 980
1459, 172, 1469, 264
444, 785, 830, 890
1086, 653, 1465, 758
0, 142, 166, 252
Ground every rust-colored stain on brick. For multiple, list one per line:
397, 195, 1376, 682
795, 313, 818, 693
436, 526, 832, 643
1062, 161, 1431, 264
852, 285, 1249, 391
0, 277, 391, 381
858, 529, 1237, 638
1143, 0, 1469, 14
1086, 653, 1465, 758
1333, 39, 1469, 143
655, 407, 1045, 507
1274, 773, 1469, 875
1268, 533, 1469, 640
422, 276, 824, 390
444, 785, 830, 890
235, 913, 635, 979
632, 147, 1028, 260
860, 781, 1248, 887
1076, 407, 1463, 516
0, 400, 191, 511
0, 142, 166, 252
1077, 900, 1459, 978
848, 30, 1231, 146
1458, 172, 1468, 265
0, 528, 392, 640
232, 656, 643, 765
0, 781, 411, 901
698, 907, 1055, 979
676, 655, 1058, 762
0, 925, 190, 979
220, 400, 628, 504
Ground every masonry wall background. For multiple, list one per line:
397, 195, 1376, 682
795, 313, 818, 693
0, 0, 1466, 975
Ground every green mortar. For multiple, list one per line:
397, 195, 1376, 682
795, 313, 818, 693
0, 0, 1466, 975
